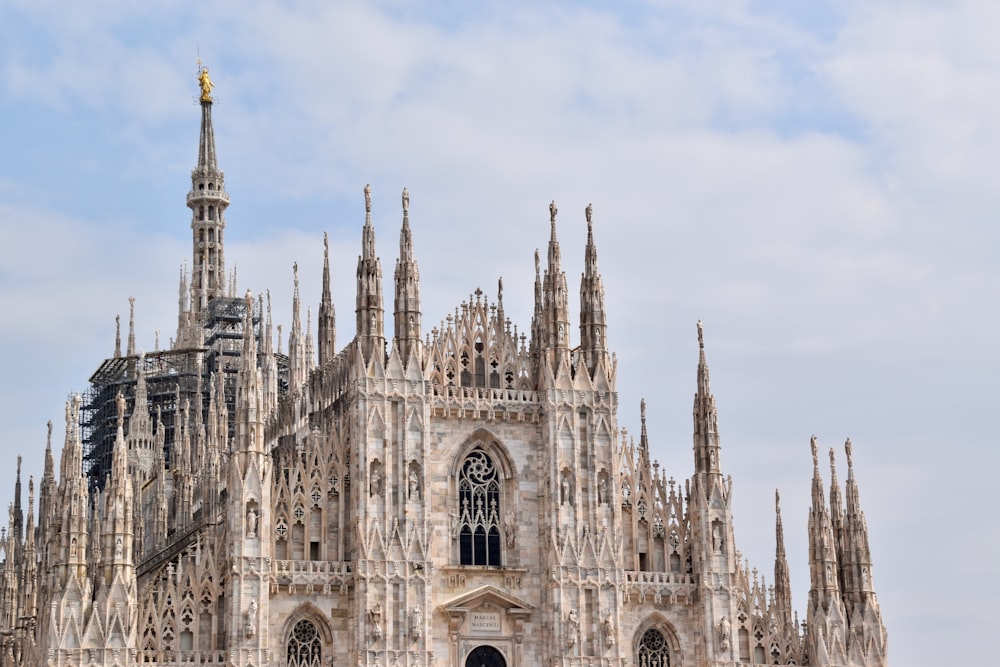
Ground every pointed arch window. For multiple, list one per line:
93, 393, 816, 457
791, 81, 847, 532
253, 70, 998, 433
638, 628, 670, 667
458, 448, 501, 566
287, 619, 322, 667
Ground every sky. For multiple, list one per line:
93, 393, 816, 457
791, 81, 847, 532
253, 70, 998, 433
0, 1, 996, 664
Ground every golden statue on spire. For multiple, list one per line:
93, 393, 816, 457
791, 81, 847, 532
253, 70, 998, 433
197, 57, 214, 102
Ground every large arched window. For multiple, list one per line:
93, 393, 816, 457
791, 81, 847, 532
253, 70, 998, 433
458, 448, 502, 566
287, 619, 322, 667
638, 628, 671, 667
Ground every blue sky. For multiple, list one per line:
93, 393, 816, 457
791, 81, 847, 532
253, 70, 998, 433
2, 1, 997, 664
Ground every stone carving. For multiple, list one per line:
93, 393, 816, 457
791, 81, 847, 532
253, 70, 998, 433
369, 602, 383, 642
504, 511, 516, 548
370, 464, 383, 498
245, 600, 257, 639
585, 202, 593, 225
115, 537, 123, 558
712, 523, 724, 554
598, 473, 609, 505
402, 187, 409, 213
364, 183, 372, 213
408, 469, 420, 500
718, 615, 731, 652
604, 614, 615, 647
566, 609, 579, 648
409, 605, 422, 641
560, 472, 573, 506
549, 200, 558, 222
246, 506, 258, 538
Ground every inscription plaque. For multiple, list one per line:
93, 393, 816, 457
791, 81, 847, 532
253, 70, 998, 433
470, 611, 502, 633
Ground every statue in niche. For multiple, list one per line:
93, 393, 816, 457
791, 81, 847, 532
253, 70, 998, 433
115, 537, 123, 558
604, 614, 615, 647
409, 605, 422, 641
712, 523, 724, 553
246, 506, 258, 538
449, 509, 459, 536
718, 615, 731, 652
369, 602, 383, 642
370, 465, 383, 497
560, 473, 572, 506
245, 600, 257, 638
504, 511, 516, 548
566, 609, 579, 648
408, 468, 420, 500
598, 474, 609, 505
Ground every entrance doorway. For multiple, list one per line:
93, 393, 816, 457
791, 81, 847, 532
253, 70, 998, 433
465, 644, 506, 667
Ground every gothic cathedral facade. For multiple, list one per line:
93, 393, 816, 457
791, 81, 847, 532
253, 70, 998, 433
0, 75, 887, 666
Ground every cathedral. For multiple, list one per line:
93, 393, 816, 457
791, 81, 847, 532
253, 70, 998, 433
0, 69, 887, 667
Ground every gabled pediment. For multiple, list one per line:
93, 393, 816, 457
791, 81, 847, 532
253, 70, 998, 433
440, 584, 535, 615
439, 584, 535, 638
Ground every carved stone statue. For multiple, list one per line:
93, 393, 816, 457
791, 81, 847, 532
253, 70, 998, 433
409, 605, 422, 641
370, 466, 383, 497
598, 474, 609, 505
369, 602, 383, 642
585, 202, 593, 225
718, 615, 730, 652
364, 183, 372, 213
549, 200, 558, 222
402, 187, 409, 213
504, 511, 516, 548
560, 473, 571, 505
566, 609, 579, 648
408, 469, 420, 500
712, 524, 723, 553
604, 614, 615, 647
246, 506, 258, 538
245, 600, 257, 638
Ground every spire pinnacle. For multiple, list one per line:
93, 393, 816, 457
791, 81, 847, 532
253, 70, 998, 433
692, 321, 721, 476
127, 296, 136, 357
393, 189, 421, 362
318, 233, 337, 366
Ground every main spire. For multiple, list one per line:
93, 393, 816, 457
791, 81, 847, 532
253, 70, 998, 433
187, 60, 230, 322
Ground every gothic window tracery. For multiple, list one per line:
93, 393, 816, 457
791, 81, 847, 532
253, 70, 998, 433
637, 628, 670, 667
458, 448, 502, 566
286, 619, 322, 667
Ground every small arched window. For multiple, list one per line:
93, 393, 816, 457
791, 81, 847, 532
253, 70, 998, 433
287, 619, 322, 667
638, 628, 670, 667
458, 448, 501, 566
